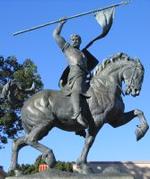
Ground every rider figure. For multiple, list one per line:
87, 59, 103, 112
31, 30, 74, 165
53, 18, 88, 128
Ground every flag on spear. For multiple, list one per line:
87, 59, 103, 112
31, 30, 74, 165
84, 7, 115, 49
13, 1, 129, 36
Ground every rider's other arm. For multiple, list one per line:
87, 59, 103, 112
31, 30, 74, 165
53, 18, 67, 50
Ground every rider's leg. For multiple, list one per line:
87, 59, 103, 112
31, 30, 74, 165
71, 91, 88, 128
70, 76, 88, 128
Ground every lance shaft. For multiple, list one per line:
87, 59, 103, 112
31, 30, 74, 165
13, 1, 129, 36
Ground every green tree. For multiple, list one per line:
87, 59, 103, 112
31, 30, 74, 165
8, 155, 73, 176
55, 161, 73, 172
0, 56, 43, 148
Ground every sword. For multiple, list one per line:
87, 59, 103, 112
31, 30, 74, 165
13, 1, 129, 36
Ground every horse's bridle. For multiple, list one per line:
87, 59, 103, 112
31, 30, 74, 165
125, 64, 138, 94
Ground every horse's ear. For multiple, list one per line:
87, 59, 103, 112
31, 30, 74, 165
136, 58, 141, 63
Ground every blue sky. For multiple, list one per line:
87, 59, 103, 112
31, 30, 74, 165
0, 0, 150, 171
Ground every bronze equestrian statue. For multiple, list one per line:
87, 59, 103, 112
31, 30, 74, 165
9, 51, 149, 173
5, 1, 148, 174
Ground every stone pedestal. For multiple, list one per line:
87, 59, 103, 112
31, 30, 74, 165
6, 161, 150, 179
86, 161, 150, 179
6, 168, 134, 179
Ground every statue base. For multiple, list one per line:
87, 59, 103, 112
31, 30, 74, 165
6, 168, 134, 179
6, 161, 150, 179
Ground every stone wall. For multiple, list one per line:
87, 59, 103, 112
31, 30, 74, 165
86, 161, 150, 179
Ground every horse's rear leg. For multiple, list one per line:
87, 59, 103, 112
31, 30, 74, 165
25, 123, 56, 168
109, 109, 149, 141
9, 136, 27, 171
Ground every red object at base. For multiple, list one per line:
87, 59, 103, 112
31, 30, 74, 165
38, 164, 48, 172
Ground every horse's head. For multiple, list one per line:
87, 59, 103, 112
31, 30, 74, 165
123, 59, 144, 97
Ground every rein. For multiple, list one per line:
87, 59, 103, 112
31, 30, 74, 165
126, 64, 138, 91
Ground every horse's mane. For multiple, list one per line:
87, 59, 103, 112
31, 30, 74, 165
92, 52, 144, 77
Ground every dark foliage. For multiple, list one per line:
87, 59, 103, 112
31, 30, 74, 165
0, 56, 43, 148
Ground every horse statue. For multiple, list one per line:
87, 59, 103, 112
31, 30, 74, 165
9, 52, 149, 173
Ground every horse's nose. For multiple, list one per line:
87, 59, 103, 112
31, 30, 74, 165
125, 87, 131, 95
135, 89, 140, 95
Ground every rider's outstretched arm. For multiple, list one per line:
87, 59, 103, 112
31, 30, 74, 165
53, 18, 67, 50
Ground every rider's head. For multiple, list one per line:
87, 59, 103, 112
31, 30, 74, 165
70, 34, 81, 49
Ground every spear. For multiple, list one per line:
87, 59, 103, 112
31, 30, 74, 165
13, 1, 129, 36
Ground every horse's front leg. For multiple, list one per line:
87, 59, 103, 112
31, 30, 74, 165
75, 126, 100, 174
75, 134, 95, 174
134, 109, 149, 141
109, 109, 149, 141
77, 134, 95, 165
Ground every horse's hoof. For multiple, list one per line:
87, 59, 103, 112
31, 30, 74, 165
14, 170, 22, 176
8, 169, 22, 177
42, 150, 56, 168
135, 123, 149, 141
73, 163, 94, 174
